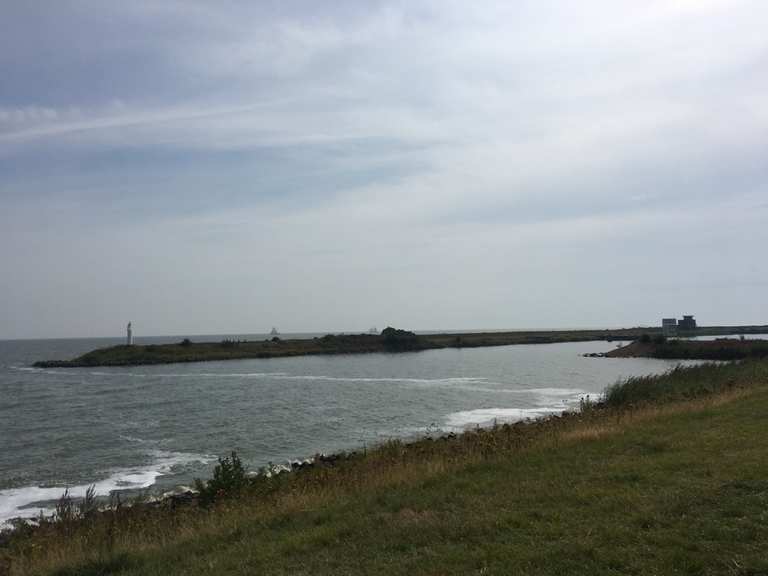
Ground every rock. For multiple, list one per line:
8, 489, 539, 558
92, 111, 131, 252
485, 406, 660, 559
165, 490, 198, 509
315, 453, 338, 466
265, 463, 292, 478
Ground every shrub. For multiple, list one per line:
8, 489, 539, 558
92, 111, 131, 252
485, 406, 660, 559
180, 338, 192, 347
381, 327, 421, 351
54, 489, 76, 526
50, 485, 98, 530
194, 452, 248, 507
639, 334, 652, 344
78, 485, 98, 518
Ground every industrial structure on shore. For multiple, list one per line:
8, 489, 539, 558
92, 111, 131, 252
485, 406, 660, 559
662, 315, 697, 336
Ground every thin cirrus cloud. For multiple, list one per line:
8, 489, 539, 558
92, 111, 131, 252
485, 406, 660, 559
0, 0, 766, 338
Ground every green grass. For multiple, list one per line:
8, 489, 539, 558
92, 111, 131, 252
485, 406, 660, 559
32, 336, 387, 367
603, 360, 768, 406
4, 360, 768, 575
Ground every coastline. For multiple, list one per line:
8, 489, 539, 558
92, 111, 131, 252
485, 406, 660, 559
3, 337, 687, 533
604, 337, 768, 360
5, 359, 768, 575
32, 325, 768, 367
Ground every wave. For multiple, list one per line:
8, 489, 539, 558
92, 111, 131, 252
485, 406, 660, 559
270, 375, 490, 384
86, 371, 292, 378
518, 387, 589, 396
10, 367, 79, 377
0, 450, 214, 526
86, 372, 493, 386
523, 387, 599, 407
444, 407, 565, 429
21, 366, 500, 389
17, 365, 597, 400
118, 434, 152, 444
442, 385, 603, 430
35, 370, 601, 400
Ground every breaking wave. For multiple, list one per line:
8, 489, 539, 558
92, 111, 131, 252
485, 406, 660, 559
0, 450, 214, 526
443, 386, 601, 430
443, 407, 565, 429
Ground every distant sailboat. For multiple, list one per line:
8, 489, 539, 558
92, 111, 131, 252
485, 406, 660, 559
270, 327, 280, 336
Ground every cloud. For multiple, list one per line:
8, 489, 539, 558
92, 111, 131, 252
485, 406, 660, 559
0, 0, 767, 337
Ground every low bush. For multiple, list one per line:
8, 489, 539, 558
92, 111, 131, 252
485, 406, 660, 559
194, 452, 248, 507
381, 327, 422, 351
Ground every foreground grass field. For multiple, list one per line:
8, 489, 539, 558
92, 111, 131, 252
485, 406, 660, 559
4, 361, 768, 575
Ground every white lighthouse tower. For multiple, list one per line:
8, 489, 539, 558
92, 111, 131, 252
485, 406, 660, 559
127, 322, 133, 346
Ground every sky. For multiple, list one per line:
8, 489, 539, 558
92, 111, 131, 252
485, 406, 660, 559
1, 0, 767, 339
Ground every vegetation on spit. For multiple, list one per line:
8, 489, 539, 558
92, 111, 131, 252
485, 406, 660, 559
3, 359, 768, 575
607, 336, 768, 360
32, 325, 768, 367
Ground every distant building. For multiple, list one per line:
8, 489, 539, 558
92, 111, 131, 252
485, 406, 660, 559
662, 315, 697, 335
662, 318, 678, 337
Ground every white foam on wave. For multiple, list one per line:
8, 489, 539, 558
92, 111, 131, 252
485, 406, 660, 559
86, 371, 493, 386
444, 407, 564, 429
0, 450, 214, 527
442, 384, 605, 431
271, 374, 490, 385
117, 373, 492, 385
519, 387, 589, 396
43, 368, 498, 389
118, 434, 151, 444
19, 368, 79, 377
86, 371, 292, 378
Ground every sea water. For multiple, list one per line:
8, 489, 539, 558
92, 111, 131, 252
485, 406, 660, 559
0, 335, 707, 525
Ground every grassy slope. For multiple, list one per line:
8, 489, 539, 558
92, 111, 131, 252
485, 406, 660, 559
6, 362, 768, 575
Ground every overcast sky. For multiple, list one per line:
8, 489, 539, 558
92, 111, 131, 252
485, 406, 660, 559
1, 0, 766, 339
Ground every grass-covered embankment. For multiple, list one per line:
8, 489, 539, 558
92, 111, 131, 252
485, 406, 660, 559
3, 360, 768, 575
607, 337, 768, 360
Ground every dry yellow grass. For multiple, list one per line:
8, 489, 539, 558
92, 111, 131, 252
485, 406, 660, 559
559, 386, 753, 443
